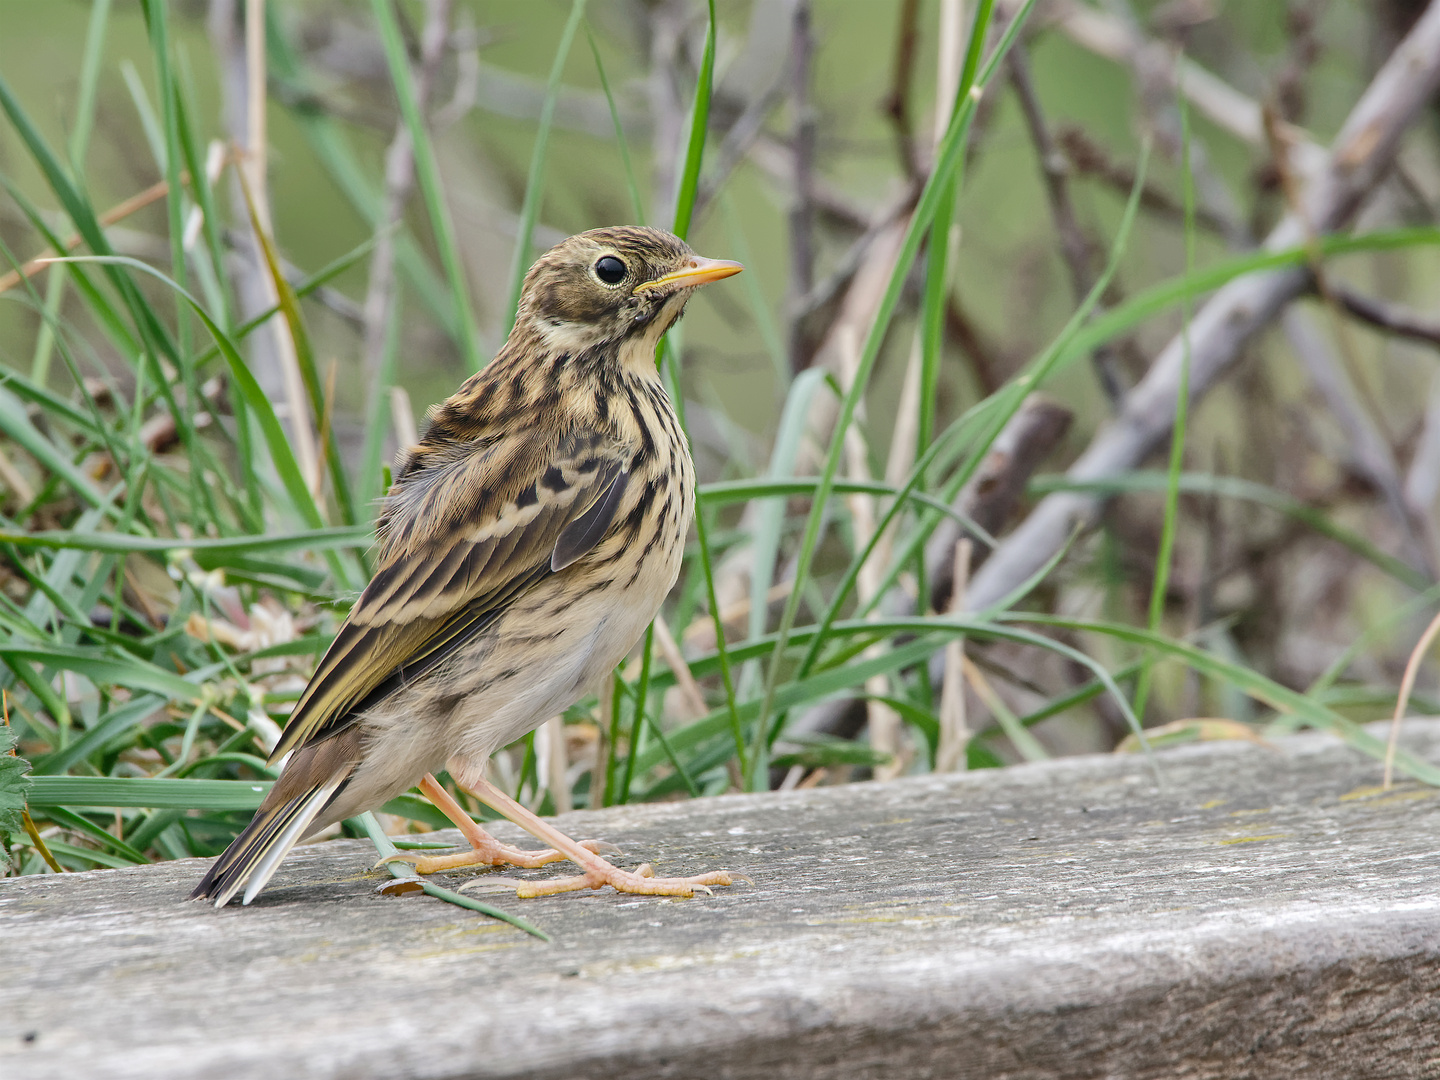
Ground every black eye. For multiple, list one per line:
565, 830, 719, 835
594, 255, 627, 285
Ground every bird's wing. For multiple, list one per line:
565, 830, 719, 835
269, 432, 629, 763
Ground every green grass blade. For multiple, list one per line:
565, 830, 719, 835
505, 0, 588, 333
1000, 613, 1440, 785
0, 643, 201, 702
670, 0, 717, 240
1133, 69, 1196, 723
357, 812, 549, 939
27, 775, 270, 810
617, 623, 654, 804
48, 257, 336, 546
1029, 471, 1427, 591
751, 0, 1037, 781
587, 25, 645, 222
29, 0, 110, 386
240, 176, 360, 527
747, 369, 831, 652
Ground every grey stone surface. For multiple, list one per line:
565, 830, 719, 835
5, 722, 1440, 1079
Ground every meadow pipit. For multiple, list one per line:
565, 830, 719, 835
194, 226, 742, 907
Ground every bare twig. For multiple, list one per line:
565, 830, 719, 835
0, 446, 35, 506
1052, 0, 1320, 156
209, 0, 317, 490
1385, 608, 1440, 788
1406, 372, 1440, 531
139, 376, 227, 455
691, 0, 802, 222
785, 396, 1073, 764
747, 134, 880, 234
362, 0, 452, 428
1053, 1, 1264, 246
789, 187, 919, 369
884, 0, 966, 490
1008, 43, 1124, 403
538, 714, 568, 813
1274, 0, 1323, 125
1055, 126, 1240, 239
652, 614, 708, 720
960, 4, 1440, 619
882, 0, 924, 182
431, 10, 482, 131
936, 538, 973, 772
0, 177, 182, 295
945, 294, 1006, 395
689, 81, 787, 223
247, 0, 319, 495
1283, 305, 1431, 576
389, 385, 419, 448
646, 0, 689, 227
926, 396, 1073, 613
1330, 283, 1440, 350
787, 0, 818, 375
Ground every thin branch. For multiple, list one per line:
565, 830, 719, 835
960, 3, 1440, 618
787, 0, 817, 376
1008, 43, 1124, 404
1283, 305, 1432, 577
0, 176, 187, 294
1055, 125, 1240, 239
1330, 283, 1440, 350
882, 0, 923, 182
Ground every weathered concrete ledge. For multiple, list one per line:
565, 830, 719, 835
5, 721, 1440, 1080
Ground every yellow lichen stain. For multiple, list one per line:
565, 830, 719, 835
1358, 789, 1434, 808
1340, 784, 1391, 801
1217, 834, 1286, 845
404, 941, 525, 962
1199, 799, 1227, 810
1228, 807, 1274, 818
880, 817, 914, 826
1340, 785, 1385, 801
424, 921, 518, 939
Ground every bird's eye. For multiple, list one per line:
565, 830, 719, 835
594, 255, 627, 285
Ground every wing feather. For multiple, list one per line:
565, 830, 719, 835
270, 432, 628, 763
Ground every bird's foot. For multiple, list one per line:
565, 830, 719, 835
462, 858, 739, 898
382, 774, 619, 873
378, 835, 618, 875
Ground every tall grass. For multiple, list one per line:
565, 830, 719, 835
2, 2, 1437, 905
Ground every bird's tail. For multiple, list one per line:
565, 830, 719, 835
191, 770, 348, 908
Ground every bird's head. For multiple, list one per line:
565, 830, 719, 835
514, 226, 743, 363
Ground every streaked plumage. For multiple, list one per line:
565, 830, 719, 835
194, 226, 741, 906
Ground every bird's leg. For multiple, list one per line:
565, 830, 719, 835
456, 773, 738, 899
378, 774, 616, 874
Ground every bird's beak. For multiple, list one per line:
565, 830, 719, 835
634, 255, 744, 293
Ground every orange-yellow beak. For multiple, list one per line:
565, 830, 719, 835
634, 255, 744, 293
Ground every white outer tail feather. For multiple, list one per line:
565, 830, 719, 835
212, 774, 346, 908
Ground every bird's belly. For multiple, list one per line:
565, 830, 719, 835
442, 545, 680, 779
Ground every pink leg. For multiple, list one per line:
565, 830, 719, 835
455, 773, 738, 899
377, 774, 614, 874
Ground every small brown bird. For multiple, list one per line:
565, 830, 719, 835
194, 226, 742, 907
